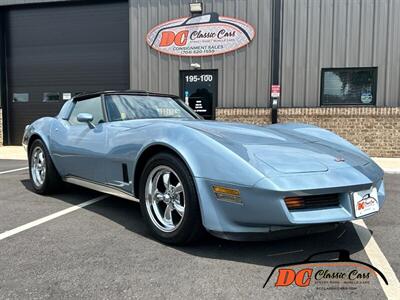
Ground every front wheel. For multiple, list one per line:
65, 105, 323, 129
29, 139, 62, 194
139, 152, 204, 245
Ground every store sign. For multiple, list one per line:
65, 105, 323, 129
361, 91, 373, 104
146, 12, 255, 57
271, 85, 280, 98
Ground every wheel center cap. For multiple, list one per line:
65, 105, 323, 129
164, 194, 171, 203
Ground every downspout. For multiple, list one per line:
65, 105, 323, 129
270, 0, 281, 124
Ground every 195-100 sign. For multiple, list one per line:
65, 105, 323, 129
146, 12, 255, 57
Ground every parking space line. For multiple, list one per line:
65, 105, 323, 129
267, 249, 304, 257
0, 195, 108, 241
336, 228, 346, 239
0, 167, 28, 175
352, 219, 400, 298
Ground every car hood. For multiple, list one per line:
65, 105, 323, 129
110, 119, 371, 175
181, 120, 370, 175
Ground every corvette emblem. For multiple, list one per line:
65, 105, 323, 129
335, 157, 345, 162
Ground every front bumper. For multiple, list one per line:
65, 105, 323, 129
194, 166, 385, 237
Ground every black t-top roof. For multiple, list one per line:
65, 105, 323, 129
73, 90, 179, 101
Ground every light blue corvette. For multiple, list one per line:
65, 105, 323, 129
23, 91, 385, 244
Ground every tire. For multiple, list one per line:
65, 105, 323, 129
29, 139, 63, 194
139, 152, 204, 245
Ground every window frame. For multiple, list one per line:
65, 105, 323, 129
320, 67, 378, 107
67, 95, 108, 126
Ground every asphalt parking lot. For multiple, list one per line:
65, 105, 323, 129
0, 159, 399, 299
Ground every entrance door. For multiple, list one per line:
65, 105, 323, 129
179, 70, 218, 120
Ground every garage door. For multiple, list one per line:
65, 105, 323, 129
5, 1, 129, 145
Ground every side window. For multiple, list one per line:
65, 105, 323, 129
68, 97, 105, 126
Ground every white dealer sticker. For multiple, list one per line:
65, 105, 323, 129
353, 187, 379, 218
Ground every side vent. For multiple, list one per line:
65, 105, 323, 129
122, 163, 129, 183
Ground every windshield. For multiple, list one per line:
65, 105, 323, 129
105, 95, 197, 121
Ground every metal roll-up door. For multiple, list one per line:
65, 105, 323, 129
6, 1, 129, 145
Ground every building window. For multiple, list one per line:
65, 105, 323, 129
13, 93, 29, 102
320, 67, 377, 106
43, 92, 60, 102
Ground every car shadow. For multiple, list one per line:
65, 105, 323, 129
20, 179, 370, 268
20, 179, 103, 205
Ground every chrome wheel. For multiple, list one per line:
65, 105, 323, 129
31, 146, 46, 187
145, 165, 185, 233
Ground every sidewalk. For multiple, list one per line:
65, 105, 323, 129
0, 146, 399, 173
0, 146, 27, 160
371, 158, 400, 174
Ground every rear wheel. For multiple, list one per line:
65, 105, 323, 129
29, 139, 62, 194
139, 152, 204, 245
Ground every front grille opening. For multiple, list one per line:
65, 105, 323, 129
284, 194, 340, 211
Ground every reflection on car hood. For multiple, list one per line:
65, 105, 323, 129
181, 120, 370, 174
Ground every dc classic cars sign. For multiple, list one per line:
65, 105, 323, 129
146, 12, 255, 57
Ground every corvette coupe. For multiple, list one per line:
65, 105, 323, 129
22, 91, 385, 244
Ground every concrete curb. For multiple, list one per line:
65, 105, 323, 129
372, 157, 400, 174
384, 170, 400, 175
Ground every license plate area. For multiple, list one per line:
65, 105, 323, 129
352, 187, 379, 218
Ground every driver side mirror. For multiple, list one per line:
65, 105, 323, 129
77, 113, 95, 129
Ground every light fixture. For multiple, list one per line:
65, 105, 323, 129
190, 63, 201, 69
189, 2, 203, 14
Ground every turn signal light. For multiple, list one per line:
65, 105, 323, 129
213, 186, 241, 204
284, 194, 340, 211
284, 197, 305, 209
